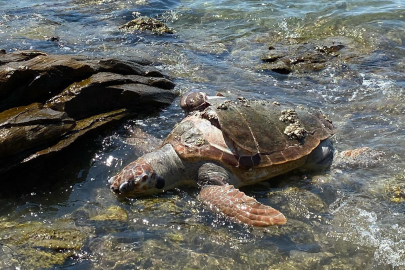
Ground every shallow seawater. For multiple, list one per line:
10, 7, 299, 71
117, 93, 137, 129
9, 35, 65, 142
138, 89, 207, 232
1, 0, 405, 269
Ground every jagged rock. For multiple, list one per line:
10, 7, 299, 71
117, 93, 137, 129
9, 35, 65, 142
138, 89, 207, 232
0, 51, 169, 111
45, 72, 176, 119
0, 54, 94, 110
0, 103, 75, 159
94, 58, 164, 76
22, 109, 128, 164
0, 109, 124, 186
0, 50, 177, 188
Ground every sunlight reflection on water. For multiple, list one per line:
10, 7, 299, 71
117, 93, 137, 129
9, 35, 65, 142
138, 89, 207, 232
0, 0, 405, 268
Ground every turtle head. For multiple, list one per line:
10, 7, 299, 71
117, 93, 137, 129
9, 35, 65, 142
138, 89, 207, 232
109, 158, 165, 196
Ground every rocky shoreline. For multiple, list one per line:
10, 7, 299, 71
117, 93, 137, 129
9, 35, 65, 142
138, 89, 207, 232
0, 50, 177, 190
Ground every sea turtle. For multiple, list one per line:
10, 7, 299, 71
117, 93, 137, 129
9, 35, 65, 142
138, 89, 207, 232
109, 92, 334, 227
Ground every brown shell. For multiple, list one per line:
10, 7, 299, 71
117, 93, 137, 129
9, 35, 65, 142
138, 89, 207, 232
214, 100, 333, 160
164, 99, 334, 184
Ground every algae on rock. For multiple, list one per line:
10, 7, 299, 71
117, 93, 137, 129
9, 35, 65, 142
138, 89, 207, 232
0, 219, 93, 269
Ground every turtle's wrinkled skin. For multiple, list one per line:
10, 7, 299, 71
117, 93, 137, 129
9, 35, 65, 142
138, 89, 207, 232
110, 92, 334, 227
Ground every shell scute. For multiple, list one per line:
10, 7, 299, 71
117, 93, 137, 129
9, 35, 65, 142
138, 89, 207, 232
215, 102, 288, 155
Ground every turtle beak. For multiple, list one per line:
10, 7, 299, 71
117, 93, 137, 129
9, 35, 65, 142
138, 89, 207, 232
109, 176, 135, 194
109, 176, 120, 193
119, 180, 135, 193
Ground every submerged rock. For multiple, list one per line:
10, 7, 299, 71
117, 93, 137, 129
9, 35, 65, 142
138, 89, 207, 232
270, 251, 334, 270
380, 174, 405, 203
258, 37, 354, 74
71, 204, 128, 222
120, 16, 174, 35
0, 219, 93, 269
332, 147, 385, 169
0, 50, 176, 189
269, 187, 328, 220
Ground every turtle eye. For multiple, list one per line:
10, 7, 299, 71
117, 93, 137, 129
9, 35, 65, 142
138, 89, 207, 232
155, 175, 165, 189
141, 174, 148, 182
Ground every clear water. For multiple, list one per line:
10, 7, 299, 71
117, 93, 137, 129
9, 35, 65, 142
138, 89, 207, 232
1, 0, 405, 269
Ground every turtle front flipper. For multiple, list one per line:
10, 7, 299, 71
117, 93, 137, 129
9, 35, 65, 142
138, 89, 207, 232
198, 185, 287, 227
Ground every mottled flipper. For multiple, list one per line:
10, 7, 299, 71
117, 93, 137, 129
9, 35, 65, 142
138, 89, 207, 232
199, 185, 287, 227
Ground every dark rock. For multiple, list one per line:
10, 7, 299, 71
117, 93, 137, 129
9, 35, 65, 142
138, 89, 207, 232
95, 58, 163, 76
0, 54, 95, 110
0, 103, 75, 160
45, 72, 176, 119
0, 50, 46, 65
47, 36, 60, 42
120, 16, 174, 35
0, 50, 177, 189
0, 51, 169, 111
23, 109, 128, 165
0, 109, 128, 187
259, 38, 349, 74
108, 83, 176, 105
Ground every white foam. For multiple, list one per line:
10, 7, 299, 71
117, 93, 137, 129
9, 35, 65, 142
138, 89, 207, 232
328, 198, 405, 267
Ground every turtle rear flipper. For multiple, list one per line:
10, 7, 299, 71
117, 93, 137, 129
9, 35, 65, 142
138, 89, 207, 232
199, 185, 286, 227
